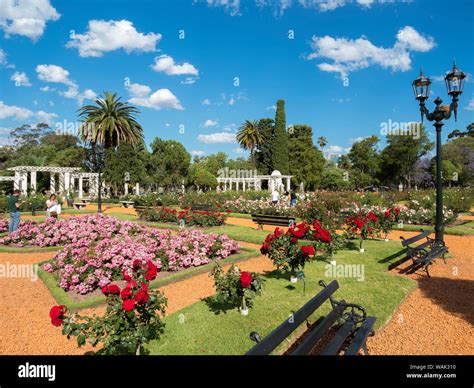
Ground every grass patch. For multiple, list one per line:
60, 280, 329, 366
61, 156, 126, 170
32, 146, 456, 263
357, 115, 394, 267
397, 223, 474, 236
0, 245, 63, 253
205, 224, 268, 244
146, 239, 416, 355
38, 247, 260, 310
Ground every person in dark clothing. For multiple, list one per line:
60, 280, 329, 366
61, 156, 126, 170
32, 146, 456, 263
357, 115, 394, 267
8, 189, 24, 233
290, 191, 297, 207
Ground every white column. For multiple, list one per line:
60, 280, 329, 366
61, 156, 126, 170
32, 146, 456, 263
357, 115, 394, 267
78, 176, 83, 198
50, 174, 56, 193
14, 171, 20, 190
243, 180, 246, 191
135, 182, 140, 195
124, 183, 128, 195
30, 171, 37, 192
20, 172, 28, 194
64, 172, 71, 194
58, 173, 65, 193
286, 177, 291, 192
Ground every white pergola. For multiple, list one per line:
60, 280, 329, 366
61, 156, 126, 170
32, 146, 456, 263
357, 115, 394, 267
217, 171, 292, 192
6, 166, 99, 198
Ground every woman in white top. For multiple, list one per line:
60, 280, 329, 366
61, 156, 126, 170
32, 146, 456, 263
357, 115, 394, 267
46, 194, 61, 219
271, 189, 280, 205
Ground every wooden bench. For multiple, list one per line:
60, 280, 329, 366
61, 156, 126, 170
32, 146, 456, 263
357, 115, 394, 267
81, 198, 91, 205
389, 229, 448, 277
251, 214, 296, 230
190, 203, 212, 211
72, 202, 87, 210
246, 280, 376, 356
120, 201, 135, 208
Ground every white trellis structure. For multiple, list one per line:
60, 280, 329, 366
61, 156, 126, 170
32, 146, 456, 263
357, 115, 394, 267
217, 170, 292, 192
5, 166, 99, 198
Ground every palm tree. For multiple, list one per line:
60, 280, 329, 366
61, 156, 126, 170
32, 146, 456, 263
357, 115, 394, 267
236, 120, 264, 165
78, 91, 143, 212
318, 136, 328, 152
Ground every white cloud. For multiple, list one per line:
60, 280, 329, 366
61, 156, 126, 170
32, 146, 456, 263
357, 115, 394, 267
126, 82, 183, 111
0, 49, 6, 65
206, 0, 241, 16
0, 127, 12, 135
10, 71, 31, 87
151, 54, 198, 76
0, 101, 57, 123
308, 26, 435, 79
266, 104, 276, 110
255, 0, 292, 17
35, 110, 58, 124
36, 64, 96, 104
222, 123, 237, 132
202, 119, 218, 128
197, 132, 236, 144
36, 64, 75, 86
202, 98, 211, 105
191, 150, 206, 157
234, 147, 244, 154
181, 77, 197, 85
0, 101, 33, 120
465, 97, 474, 111
0, 0, 60, 40
66, 19, 161, 57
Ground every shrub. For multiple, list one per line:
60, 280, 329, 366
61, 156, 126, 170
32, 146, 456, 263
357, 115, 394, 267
210, 263, 262, 312
50, 261, 167, 355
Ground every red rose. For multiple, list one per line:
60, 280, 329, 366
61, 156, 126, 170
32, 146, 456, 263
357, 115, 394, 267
122, 269, 132, 281
384, 211, 391, 218
132, 259, 141, 269
101, 285, 109, 295
260, 242, 270, 254
127, 280, 138, 289
107, 284, 121, 295
291, 237, 297, 244
240, 272, 253, 288
301, 245, 314, 256
145, 261, 158, 281
49, 305, 65, 319
141, 283, 148, 291
123, 299, 136, 311
49, 305, 66, 327
274, 227, 284, 237
120, 288, 132, 300
134, 289, 150, 304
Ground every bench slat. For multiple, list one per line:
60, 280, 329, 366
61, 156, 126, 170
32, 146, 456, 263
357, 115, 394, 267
406, 240, 432, 258
344, 316, 376, 355
246, 280, 339, 355
413, 246, 447, 265
400, 230, 431, 246
291, 305, 345, 355
320, 318, 357, 355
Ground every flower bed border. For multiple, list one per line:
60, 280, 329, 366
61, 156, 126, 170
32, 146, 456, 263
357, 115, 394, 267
38, 247, 261, 310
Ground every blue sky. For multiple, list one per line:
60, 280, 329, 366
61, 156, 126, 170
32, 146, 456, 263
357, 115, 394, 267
0, 0, 473, 160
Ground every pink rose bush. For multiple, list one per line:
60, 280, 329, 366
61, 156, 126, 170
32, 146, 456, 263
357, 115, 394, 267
0, 214, 240, 294
0, 218, 9, 233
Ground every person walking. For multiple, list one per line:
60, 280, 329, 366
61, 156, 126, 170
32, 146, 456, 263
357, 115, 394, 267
271, 188, 280, 205
290, 190, 297, 207
8, 189, 24, 233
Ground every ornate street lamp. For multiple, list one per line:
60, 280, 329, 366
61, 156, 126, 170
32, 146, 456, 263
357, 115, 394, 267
412, 61, 466, 243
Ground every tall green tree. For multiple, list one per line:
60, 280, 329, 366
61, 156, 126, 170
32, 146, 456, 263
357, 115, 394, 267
348, 136, 380, 189
379, 125, 433, 189
442, 135, 474, 186
288, 125, 325, 190
78, 91, 144, 212
236, 120, 264, 165
271, 99, 289, 174
255, 118, 274, 174
148, 138, 191, 189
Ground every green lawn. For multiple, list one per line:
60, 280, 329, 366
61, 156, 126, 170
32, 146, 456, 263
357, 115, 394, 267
397, 222, 474, 236
146, 239, 416, 355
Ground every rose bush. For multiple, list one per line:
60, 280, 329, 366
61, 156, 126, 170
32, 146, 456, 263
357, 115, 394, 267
210, 262, 262, 312
50, 261, 167, 355
344, 211, 380, 251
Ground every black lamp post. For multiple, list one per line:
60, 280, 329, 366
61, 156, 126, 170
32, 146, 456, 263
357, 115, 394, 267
412, 61, 466, 244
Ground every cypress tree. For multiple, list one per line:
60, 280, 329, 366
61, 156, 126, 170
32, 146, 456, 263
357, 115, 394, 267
271, 99, 289, 174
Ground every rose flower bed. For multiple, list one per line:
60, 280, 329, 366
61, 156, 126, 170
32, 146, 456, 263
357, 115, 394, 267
139, 207, 228, 227
0, 214, 240, 295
